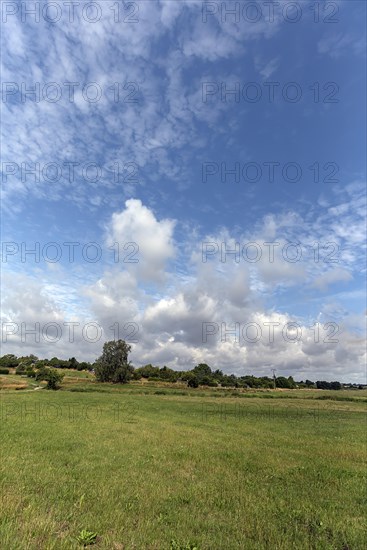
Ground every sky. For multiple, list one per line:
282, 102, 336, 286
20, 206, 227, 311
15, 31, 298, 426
1, 0, 366, 382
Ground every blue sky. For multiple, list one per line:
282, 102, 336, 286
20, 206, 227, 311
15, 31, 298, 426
1, 0, 366, 381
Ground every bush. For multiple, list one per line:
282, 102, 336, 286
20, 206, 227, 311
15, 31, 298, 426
15, 365, 26, 375
200, 376, 213, 386
187, 377, 199, 388
0, 368, 9, 374
26, 368, 36, 378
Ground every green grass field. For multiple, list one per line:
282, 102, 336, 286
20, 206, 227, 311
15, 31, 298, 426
1, 375, 366, 549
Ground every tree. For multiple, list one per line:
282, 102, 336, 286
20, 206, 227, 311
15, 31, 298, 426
77, 361, 92, 371
26, 367, 36, 378
275, 376, 292, 389
94, 340, 134, 383
316, 380, 330, 389
49, 357, 69, 368
135, 364, 160, 379
0, 354, 19, 368
316, 380, 342, 390
187, 376, 199, 388
193, 363, 212, 379
68, 357, 79, 370
287, 376, 296, 389
36, 367, 64, 390
159, 366, 179, 382
221, 374, 238, 387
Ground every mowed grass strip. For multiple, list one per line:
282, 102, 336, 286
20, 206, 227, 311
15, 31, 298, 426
1, 390, 366, 549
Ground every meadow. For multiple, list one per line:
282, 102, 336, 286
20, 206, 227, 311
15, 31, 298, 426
1, 373, 366, 549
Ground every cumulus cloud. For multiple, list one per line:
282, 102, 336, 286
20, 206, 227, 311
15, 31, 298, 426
106, 199, 176, 282
2, 191, 365, 382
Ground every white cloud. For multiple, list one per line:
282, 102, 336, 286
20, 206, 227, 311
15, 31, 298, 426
318, 32, 366, 59
254, 55, 279, 79
311, 268, 353, 291
106, 199, 176, 282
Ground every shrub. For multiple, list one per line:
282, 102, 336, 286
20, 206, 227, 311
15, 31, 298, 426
26, 367, 36, 378
15, 365, 26, 375
200, 376, 213, 386
0, 368, 10, 374
187, 377, 199, 388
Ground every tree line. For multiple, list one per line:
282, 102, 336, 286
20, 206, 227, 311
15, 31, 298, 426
0, 340, 356, 390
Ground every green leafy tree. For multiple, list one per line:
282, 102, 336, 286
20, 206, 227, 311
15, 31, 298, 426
26, 367, 36, 378
275, 376, 292, 389
94, 340, 134, 383
36, 367, 64, 389
135, 364, 160, 379
16, 355, 38, 369
187, 376, 199, 388
78, 361, 92, 371
192, 363, 212, 382
68, 357, 79, 370
213, 369, 223, 380
221, 374, 238, 387
15, 364, 26, 375
287, 376, 296, 389
159, 366, 179, 382
316, 380, 331, 389
180, 371, 193, 382
0, 354, 19, 368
